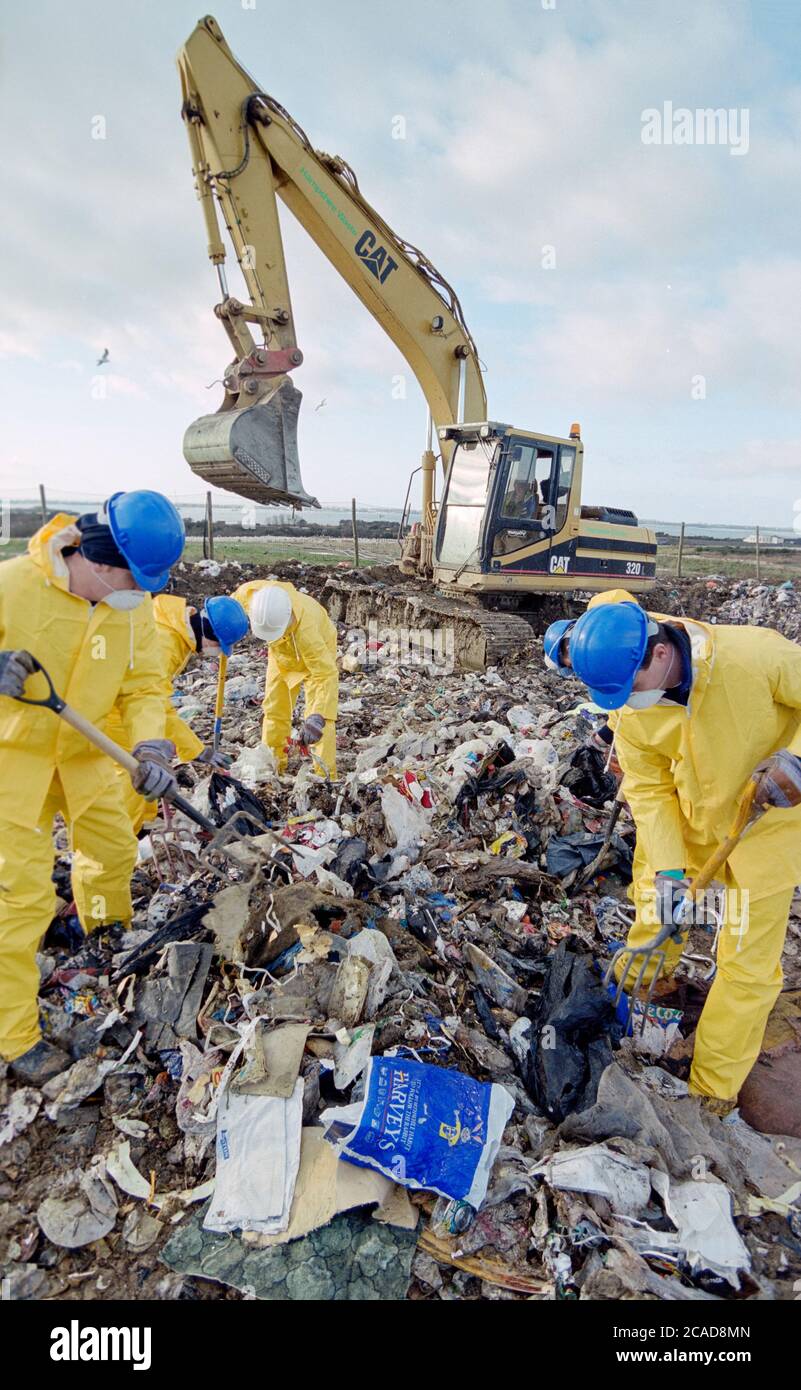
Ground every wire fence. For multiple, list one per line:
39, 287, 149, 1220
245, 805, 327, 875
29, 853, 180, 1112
3, 486, 800, 579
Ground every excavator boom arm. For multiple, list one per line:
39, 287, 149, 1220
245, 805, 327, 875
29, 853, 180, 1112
177, 16, 487, 460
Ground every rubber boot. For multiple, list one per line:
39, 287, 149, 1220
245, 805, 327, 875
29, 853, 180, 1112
9, 1039, 71, 1086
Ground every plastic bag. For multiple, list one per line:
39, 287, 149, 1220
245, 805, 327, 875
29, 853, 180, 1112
559, 745, 617, 809
545, 830, 632, 881
524, 939, 617, 1122
208, 772, 271, 836
321, 1056, 514, 1208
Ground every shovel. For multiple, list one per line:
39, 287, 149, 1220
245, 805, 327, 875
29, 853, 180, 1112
605, 778, 762, 1029
13, 657, 276, 864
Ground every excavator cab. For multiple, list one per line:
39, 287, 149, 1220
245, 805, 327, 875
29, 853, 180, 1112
434, 423, 656, 596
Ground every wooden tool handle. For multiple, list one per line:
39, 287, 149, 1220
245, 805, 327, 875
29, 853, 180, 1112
214, 654, 227, 721
58, 703, 141, 776
59, 703, 216, 832
213, 653, 228, 753
686, 780, 760, 896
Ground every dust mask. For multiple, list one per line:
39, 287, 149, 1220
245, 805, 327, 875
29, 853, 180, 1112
625, 647, 678, 711
625, 687, 665, 710
91, 564, 145, 611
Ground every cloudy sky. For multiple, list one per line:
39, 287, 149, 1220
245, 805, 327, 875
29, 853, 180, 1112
2, 0, 800, 524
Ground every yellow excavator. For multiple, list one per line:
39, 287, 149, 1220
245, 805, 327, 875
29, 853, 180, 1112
177, 16, 656, 666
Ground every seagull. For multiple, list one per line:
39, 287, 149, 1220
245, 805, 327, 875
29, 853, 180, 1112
314, 398, 327, 411
96, 348, 110, 366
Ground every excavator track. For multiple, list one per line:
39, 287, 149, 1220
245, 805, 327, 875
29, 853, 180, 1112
321, 575, 561, 670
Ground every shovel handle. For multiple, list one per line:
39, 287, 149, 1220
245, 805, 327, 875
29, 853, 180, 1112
685, 779, 760, 898
15, 659, 217, 833
672, 779, 762, 926
213, 653, 227, 753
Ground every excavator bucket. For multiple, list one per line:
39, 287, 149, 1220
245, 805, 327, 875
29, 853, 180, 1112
182, 377, 319, 508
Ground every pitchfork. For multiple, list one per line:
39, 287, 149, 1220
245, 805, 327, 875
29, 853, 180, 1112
605, 778, 762, 1030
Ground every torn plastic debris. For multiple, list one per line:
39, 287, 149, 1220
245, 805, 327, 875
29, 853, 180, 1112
230, 742, 278, 787
42, 1029, 142, 1120
490, 831, 527, 859
618, 1171, 751, 1288
0, 1087, 42, 1146
134, 941, 213, 1050
37, 1161, 119, 1248
463, 942, 527, 1014
321, 1055, 514, 1207
105, 1139, 214, 1216
533, 1143, 652, 1218
381, 783, 434, 852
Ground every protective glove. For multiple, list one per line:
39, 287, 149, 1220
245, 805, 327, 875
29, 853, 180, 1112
195, 747, 232, 770
654, 871, 693, 929
752, 749, 801, 809
299, 713, 326, 746
130, 739, 177, 800
0, 649, 37, 699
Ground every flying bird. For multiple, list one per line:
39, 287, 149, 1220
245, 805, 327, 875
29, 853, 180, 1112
314, 398, 327, 411
96, 348, 109, 366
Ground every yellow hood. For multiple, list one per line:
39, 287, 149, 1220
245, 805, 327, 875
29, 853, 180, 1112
152, 593, 195, 662
27, 513, 81, 589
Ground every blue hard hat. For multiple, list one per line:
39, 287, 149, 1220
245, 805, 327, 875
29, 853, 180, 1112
203, 596, 249, 656
543, 619, 575, 675
105, 491, 185, 593
570, 601, 650, 710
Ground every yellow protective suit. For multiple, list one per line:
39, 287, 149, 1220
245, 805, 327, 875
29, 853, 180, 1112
607, 616, 801, 1100
104, 594, 204, 832
70, 595, 207, 924
0, 516, 165, 1060
232, 580, 338, 777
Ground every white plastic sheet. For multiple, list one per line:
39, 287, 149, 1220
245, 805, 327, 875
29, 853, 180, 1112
204, 1079, 304, 1235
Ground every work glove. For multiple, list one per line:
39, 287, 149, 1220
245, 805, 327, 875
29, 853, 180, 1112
654, 872, 693, 929
299, 713, 326, 746
195, 747, 232, 770
130, 739, 177, 800
0, 648, 37, 699
752, 749, 801, 809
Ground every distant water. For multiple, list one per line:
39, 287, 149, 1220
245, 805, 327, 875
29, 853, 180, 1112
8, 497, 793, 539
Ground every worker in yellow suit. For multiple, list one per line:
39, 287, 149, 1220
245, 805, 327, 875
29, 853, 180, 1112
100, 592, 250, 833
231, 580, 338, 777
0, 493, 185, 1084
568, 599, 801, 1113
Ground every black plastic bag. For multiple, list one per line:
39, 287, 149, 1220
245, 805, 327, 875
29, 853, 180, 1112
330, 836, 375, 892
560, 745, 616, 809
523, 938, 617, 1122
208, 772, 272, 836
545, 830, 632, 881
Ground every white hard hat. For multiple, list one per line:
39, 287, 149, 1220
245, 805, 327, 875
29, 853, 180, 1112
249, 584, 293, 643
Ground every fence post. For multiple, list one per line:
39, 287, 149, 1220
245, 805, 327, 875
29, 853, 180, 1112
755, 525, 761, 582
38, 484, 47, 526
205, 492, 214, 561
351, 497, 359, 569
675, 521, 685, 578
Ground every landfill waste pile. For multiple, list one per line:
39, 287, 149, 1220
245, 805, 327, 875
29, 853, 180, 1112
2, 564, 801, 1303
